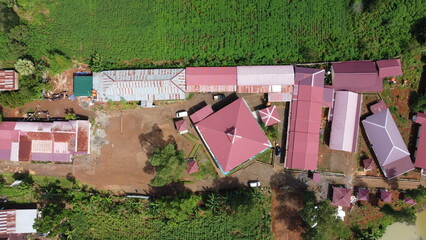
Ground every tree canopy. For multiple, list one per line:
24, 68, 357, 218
150, 144, 186, 187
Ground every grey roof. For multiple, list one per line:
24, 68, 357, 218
93, 69, 186, 107
362, 109, 414, 178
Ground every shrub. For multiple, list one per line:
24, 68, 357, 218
14, 59, 35, 76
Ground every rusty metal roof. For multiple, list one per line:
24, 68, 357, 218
93, 69, 186, 107
0, 70, 19, 91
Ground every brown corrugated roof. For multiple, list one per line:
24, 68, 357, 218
18, 136, 31, 161
27, 132, 52, 141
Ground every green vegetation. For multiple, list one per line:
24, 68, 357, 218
191, 148, 218, 180
0, 0, 424, 69
255, 148, 273, 165
65, 113, 77, 120
150, 144, 186, 187
410, 92, 426, 113
261, 123, 280, 142
14, 58, 35, 76
299, 191, 351, 240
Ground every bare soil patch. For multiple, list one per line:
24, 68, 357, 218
272, 188, 304, 240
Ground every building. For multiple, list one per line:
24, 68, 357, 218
0, 121, 90, 162
73, 75, 93, 97
92, 69, 186, 107
329, 91, 362, 152
363, 158, 377, 171
332, 187, 352, 208
193, 98, 271, 175
357, 188, 369, 201
380, 190, 392, 203
362, 103, 414, 178
0, 70, 19, 91
174, 119, 188, 135
185, 67, 237, 92
376, 59, 403, 78
186, 160, 199, 174
285, 67, 325, 171
331, 61, 381, 92
413, 112, 426, 172
0, 209, 37, 235
258, 105, 281, 127
236, 65, 294, 101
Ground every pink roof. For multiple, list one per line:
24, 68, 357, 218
329, 91, 361, 152
363, 158, 377, 170
363, 109, 414, 178
237, 85, 293, 94
195, 98, 271, 174
237, 65, 294, 86
370, 101, 387, 114
414, 112, 426, 124
380, 190, 392, 203
357, 188, 369, 201
332, 187, 352, 208
259, 105, 281, 127
190, 105, 213, 124
268, 92, 292, 102
186, 160, 199, 174
404, 198, 416, 205
322, 87, 334, 108
186, 85, 236, 93
174, 119, 188, 133
0, 121, 90, 162
0, 70, 18, 91
186, 67, 237, 86
415, 114, 426, 170
331, 61, 381, 92
376, 59, 403, 78
286, 68, 324, 170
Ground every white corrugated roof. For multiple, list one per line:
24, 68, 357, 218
237, 65, 294, 86
329, 91, 361, 152
15, 209, 37, 233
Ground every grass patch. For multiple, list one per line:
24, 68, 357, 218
187, 93, 195, 100
182, 134, 198, 145
186, 132, 199, 141
191, 148, 218, 180
255, 148, 273, 165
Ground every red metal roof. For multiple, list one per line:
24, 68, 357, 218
186, 67, 237, 86
195, 98, 271, 174
380, 190, 392, 203
332, 187, 352, 208
186, 160, 199, 174
285, 68, 324, 170
186, 85, 236, 93
415, 115, 426, 170
376, 59, 403, 78
18, 136, 31, 162
174, 119, 188, 134
331, 61, 381, 92
370, 101, 387, 114
0, 70, 18, 91
190, 105, 214, 124
258, 105, 281, 127
357, 188, 369, 201
363, 158, 377, 170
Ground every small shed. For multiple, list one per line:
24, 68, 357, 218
363, 158, 377, 171
380, 190, 392, 203
376, 59, 403, 78
186, 160, 199, 174
404, 198, 416, 206
73, 75, 93, 96
357, 188, 369, 201
175, 119, 188, 135
258, 105, 281, 127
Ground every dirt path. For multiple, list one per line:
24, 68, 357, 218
271, 188, 303, 240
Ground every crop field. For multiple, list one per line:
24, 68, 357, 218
33, 0, 355, 66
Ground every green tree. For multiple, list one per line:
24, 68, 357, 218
65, 113, 77, 120
149, 144, 186, 187
410, 92, 426, 113
14, 59, 35, 76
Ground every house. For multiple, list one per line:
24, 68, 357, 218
73, 75, 93, 97
174, 119, 188, 135
186, 160, 199, 174
236, 65, 294, 101
258, 105, 281, 127
332, 187, 352, 208
380, 190, 392, 203
0, 209, 37, 235
189, 105, 214, 124
0, 120, 90, 162
413, 112, 426, 173
357, 188, 369, 201
362, 102, 414, 178
363, 158, 377, 171
92, 69, 186, 107
194, 98, 271, 175
285, 67, 325, 171
331, 61, 381, 92
185, 67, 237, 92
329, 91, 362, 152
376, 59, 403, 78
0, 70, 19, 91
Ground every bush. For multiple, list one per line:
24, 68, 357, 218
149, 144, 186, 187
14, 59, 35, 76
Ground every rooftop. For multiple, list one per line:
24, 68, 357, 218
332, 187, 352, 208
331, 61, 381, 92
0, 70, 19, 91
